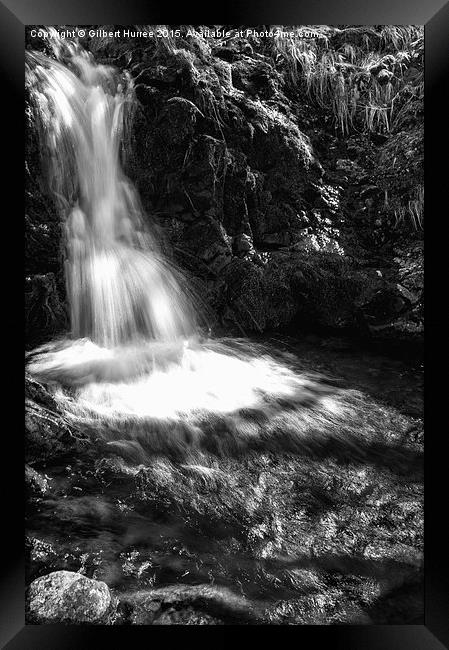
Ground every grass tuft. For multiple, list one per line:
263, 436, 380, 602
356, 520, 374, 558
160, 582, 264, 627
267, 25, 423, 135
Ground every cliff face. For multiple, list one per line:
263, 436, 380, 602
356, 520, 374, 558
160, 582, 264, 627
25, 26, 424, 346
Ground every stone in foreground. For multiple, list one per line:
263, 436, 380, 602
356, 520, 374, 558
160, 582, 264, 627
27, 570, 112, 624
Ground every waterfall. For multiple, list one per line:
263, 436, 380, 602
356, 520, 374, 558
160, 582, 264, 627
25, 36, 340, 429
26, 37, 196, 349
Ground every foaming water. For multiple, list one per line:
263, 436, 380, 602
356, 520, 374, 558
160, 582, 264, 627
26, 33, 196, 347
27, 336, 353, 452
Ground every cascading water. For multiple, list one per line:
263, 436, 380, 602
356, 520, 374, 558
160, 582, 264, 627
27, 37, 196, 350
25, 35, 349, 432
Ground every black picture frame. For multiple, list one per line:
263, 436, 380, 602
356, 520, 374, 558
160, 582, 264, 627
2, 0, 447, 647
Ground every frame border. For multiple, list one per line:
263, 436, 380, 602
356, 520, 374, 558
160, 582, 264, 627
2, 0, 447, 647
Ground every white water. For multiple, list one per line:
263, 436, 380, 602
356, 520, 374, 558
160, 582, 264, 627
27, 336, 345, 420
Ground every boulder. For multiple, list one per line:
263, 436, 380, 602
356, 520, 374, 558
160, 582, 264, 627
27, 571, 114, 624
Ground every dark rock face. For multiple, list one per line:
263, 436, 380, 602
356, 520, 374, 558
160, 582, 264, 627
25, 27, 423, 343
123, 31, 422, 341
25, 274, 68, 347
27, 570, 115, 624
25, 97, 68, 348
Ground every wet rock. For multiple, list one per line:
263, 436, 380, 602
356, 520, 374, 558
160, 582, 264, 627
27, 570, 115, 624
25, 464, 49, 497
26, 537, 59, 575
25, 374, 61, 412
25, 399, 88, 462
25, 377, 89, 463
